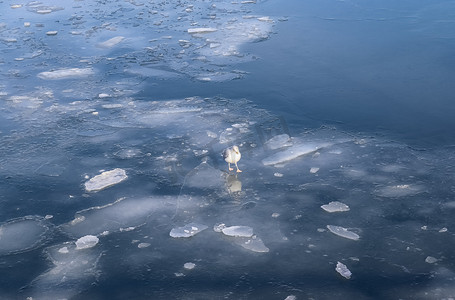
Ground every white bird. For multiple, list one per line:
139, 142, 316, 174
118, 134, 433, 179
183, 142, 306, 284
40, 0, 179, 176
223, 145, 242, 172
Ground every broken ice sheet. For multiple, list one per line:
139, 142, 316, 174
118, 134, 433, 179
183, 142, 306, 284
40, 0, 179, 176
327, 225, 360, 241
321, 201, 350, 213
22, 242, 102, 300
336, 261, 352, 279
84, 168, 128, 192
170, 223, 208, 238
264, 134, 292, 150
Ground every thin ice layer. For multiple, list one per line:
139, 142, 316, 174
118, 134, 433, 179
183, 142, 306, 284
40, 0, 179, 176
22, 242, 102, 299
37, 68, 94, 80
61, 196, 175, 237
262, 142, 330, 166
0, 216, 50, 255
222, 226, 254, 237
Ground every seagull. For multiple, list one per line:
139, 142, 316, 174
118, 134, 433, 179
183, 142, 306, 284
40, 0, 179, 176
223, 145, 242, 172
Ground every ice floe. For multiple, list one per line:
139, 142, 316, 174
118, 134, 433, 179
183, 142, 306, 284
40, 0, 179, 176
170, 223, 208, 238
84, 168, 128, 192
321, 201, 350, 213
327, 225, 360, 241
184, 262, 196, 270
75, 235, 99, 250
335, 262, 352, 279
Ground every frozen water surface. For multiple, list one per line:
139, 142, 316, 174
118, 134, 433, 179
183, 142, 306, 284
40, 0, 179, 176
1, 0, 455, 299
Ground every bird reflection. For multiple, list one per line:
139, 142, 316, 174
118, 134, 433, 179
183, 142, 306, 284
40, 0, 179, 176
226, 173, 242, 194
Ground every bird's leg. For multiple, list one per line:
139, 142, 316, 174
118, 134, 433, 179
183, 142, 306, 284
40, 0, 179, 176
235, 162, 242, 172
228, 163, 233, 171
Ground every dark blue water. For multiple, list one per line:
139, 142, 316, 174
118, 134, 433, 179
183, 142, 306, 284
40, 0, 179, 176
2, 1, 455, 299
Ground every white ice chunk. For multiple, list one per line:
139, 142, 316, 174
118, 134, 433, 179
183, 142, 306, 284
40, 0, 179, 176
425, 256, 438, 264
310, 167, 320, 174
188, 28, 218, 34
97, 36, 125, 48
138, 243, 151, 249
184, 262, 196, 270
75, 235, 99, 250
321, 201, 350, 213
327, 225, 360, 241
262, 142, 330, 166
37, 68, 94, 80
58, 247, 69, 254
221, 226, 254, 237
336, 261, 352, 279
170, 223, 208, 238
285, 296, 297, 300
84, 168, 127, 192
46, 31, 58, 36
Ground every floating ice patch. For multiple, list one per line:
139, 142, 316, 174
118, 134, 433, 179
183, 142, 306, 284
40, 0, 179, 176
170, 223, 208, 238
37, 68, 94, 80
262, 143, 330, 166
97, 36, 125, 48
264, 134, 292, 150
184, 262, 196, 270
138, 243, 151, 249
310, 167, 320, 174
0, 217, 51, 255
336, 261, 352, 279
425, 256, 439, 264
84, 168, 127, 192
321, 201, 350, 213
327, 225, 360, 241
375, 184, 425, 198
222, 226, 254, 237
75, 235, 99, 250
